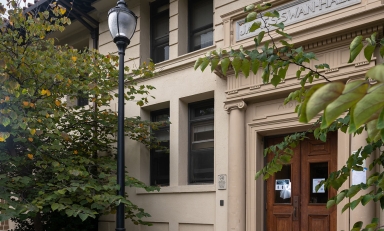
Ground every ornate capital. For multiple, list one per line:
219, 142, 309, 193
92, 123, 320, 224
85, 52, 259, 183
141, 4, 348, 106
224, 100, 247, 113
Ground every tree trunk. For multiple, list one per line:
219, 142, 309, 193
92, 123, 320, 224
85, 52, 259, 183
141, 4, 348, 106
33, 213, 43, 231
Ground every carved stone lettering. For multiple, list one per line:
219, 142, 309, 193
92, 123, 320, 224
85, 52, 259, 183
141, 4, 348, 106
236, 0, 361, 41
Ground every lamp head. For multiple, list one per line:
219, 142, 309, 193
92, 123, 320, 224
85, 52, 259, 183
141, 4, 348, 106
108, 0, 137, 44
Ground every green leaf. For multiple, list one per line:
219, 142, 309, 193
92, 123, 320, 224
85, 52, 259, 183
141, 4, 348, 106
51, 203, 60, 211
354, 83, 384, 128
261, 66, 270, 83
271, 22, 284, 30
380, 46, 384, 58
296, 70, 302, 78
246, 12, 257, 22
78, 213, 88, 221
326, 199, 335, 208
349, 36, 363, 63
347, 185, 361, 198
232, 57, 242, 78
364, 44, 375, 62
271, 75, 281, 87
366, 64, 384, 82
194, 57, 203, 70
322, 80, 368, 129
241, 59, 250, 78
249, 22, 261, 32
264, 10, 279, 18
276, 29, 292, 40
353, 221, 363, 229
278, 66, 288, 79
200, 58, 210, 72
221, 57, 230, 76
336, 191, 346, 204
350, 197, 362, 210
361, 194, 373, 206
304, 82, 345, 123
2, 118, 10, 127
298, 84, 325, 123
256, 31, 265, 46
378, 108, 384, 129
251, 59, 260, 75
244, 4, 255, 12
210, 58, 220, 72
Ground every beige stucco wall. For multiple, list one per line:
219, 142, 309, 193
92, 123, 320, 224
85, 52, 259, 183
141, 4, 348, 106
51, 0, 384, 230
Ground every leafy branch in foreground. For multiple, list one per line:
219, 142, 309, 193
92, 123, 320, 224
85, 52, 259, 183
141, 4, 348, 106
195, 3, 384, 231
0, 2, 165, 230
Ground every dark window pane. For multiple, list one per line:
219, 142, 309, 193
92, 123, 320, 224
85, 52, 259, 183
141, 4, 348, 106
309, 162, 328, 203
150, 149, 169, 186
191, 29, 213, 51
190, 148, 214, 183
151, 1, 169, 63
189, 99, 214, 184
189, 0, 213, 51
194, 105, 214, 118
274, 165, 292, 204
77, 96, 88, 107
152, 112, 170, 122
150, 108, 170, 186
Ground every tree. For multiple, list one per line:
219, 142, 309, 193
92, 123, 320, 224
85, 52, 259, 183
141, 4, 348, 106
195, 3, 384, 231
0, 1, 164, 230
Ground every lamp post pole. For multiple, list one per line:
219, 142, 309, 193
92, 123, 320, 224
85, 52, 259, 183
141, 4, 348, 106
107, 1, 137, 231
116, 40, 128, 231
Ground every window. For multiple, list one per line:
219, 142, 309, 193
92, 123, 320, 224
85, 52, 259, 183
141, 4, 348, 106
150, 0, 169, 63
189, 99, 214, 183
150, 109, 170, 186
77, 91, 88, 107
188, 0, 213, 52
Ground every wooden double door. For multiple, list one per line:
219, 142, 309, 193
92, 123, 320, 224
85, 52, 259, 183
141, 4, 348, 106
266, 133, 337, 231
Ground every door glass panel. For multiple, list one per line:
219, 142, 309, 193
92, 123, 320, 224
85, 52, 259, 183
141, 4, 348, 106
274, 164, 291, 203
309, 162, 328, 203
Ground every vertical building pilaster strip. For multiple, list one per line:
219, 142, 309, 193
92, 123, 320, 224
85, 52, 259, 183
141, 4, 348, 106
225, 100, 247, 231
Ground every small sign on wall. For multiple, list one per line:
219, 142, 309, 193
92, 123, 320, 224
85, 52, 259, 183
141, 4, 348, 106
275, 179, 290, 190
218, 174, 227, 190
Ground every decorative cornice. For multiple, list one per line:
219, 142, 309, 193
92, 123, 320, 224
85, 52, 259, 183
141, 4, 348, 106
303, 25, 383, 51
224, 100, 247, 113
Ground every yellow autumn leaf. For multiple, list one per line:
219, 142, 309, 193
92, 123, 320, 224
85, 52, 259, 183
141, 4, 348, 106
5, 96, 10, 101
46, 113, 49, 118
71, 56, 77, 62
41, 89, 47, 95
0, 137, 4, 142
73, 150, 78, 154
60, 7, 66, 15
29, 103, 35, 108
23, 101, 29, 107
55, 100, 61, 106
46, 90, 51, 96
38, 119, 42, 123
28, 138, 33, 142
30, 129, 36, 135
27, 154, 34, 160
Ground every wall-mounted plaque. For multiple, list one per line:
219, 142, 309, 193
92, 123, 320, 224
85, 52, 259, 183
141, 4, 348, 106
235, 0, 361, 42
218, 174, 227, 190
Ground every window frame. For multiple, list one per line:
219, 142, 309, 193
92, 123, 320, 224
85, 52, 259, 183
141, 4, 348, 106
150, 0, 170, 63
188, 99, 214, 184
188, 0, 214, 52
150, 108, 170, 186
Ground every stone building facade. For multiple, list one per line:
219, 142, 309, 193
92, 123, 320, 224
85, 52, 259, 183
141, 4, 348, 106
22, 0, 384, 230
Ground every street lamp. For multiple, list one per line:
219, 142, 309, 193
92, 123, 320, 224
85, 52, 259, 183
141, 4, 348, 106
108, 1, 137, 231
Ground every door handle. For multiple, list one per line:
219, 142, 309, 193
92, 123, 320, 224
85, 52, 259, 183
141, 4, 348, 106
293, 196, 299, 221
